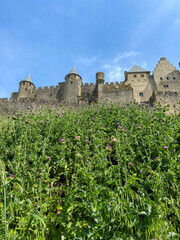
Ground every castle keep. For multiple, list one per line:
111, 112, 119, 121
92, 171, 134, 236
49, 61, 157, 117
0, 57, 180, 114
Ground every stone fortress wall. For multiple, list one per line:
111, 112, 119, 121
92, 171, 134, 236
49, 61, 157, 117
0, 57, 180, 115
35, 84, 61, 101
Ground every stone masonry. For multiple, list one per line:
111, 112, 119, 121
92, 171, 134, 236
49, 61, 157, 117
0, 57, 180, 114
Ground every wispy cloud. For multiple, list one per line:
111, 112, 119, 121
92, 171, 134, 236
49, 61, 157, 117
74, 51, 141, 82
101, 51, 144, 82
75, 51, 145, 83
129, 0, 180, 48
113, 51, 139, 63
102, 65, 124, 82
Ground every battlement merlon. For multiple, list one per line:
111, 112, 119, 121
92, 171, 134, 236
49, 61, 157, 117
0, 98, 8, 103
36, 85, 61, 91
82, 83, 95, 86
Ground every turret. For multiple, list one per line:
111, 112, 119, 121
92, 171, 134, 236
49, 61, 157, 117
96, 72, 105, 84
64, 67, 82, 104
96, 72, 105, 99
18, 74, 35, 100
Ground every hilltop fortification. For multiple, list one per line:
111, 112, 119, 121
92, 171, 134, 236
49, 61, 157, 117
0, 57, 179, 114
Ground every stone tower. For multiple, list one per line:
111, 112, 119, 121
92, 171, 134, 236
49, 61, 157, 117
96, 72, 105, 99
96, 72, 105, 84
18, 74, 35, 100
64, 67, 82, 104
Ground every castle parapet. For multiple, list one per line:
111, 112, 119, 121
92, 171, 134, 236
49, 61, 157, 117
37, 87, 43, 91
0, 98, 8, 103
37, 85, 60, 91
82, 83, 95, 86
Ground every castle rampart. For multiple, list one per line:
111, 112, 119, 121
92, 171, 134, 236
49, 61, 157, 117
0, 98, 8, 103
0, 58, 180, 115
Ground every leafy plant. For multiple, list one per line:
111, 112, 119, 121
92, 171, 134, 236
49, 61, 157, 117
0, 103, 180, 239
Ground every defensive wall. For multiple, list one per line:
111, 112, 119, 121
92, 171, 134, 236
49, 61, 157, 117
101, 83, 133, 103
35, 84, 61, 100
0, 57, 180, 115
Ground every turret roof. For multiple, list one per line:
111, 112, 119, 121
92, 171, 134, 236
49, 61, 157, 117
65, 67, 82, 79
68, 66, 80, 75
128, 65, 150, 73
23, 74, 33, 83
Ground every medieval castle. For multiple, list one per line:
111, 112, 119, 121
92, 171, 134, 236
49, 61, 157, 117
0, 57, 180, 114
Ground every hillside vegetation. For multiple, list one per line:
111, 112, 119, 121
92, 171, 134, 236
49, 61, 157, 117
0, 103, 180, 240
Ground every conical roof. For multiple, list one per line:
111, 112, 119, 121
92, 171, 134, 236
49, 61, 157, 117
65, 66, 81, 79
23, 74, 33, 83
68, 66, 79, 75
128, 65, 149, 73
20, 74, 35, 87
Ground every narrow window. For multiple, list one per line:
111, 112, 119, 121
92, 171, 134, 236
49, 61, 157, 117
141, 74, 144, 77
133, 75, 137, 78
174, 92, 177, 95
139, 92, 143, 96
25, 88, 27, 92
160, 77, 162, 80
71, 81, 73, 84
50, 93, 53, 97
166, 77, 169, 80
173, 77, 175, 80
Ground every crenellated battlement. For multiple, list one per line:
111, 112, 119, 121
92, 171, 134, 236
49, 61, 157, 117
1, 57, 179, 116
36, 85, 60, 91
0, 98, 8, 103
82, 83, 95, 86
103, 82, 132, 89
104, 82, 123, 85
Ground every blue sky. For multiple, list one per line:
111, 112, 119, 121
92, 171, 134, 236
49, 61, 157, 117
0, 0, 180, 98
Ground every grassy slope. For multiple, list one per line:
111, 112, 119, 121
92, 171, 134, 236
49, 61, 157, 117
0, 103, 180, 240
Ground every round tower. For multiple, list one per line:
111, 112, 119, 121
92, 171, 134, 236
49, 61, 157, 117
96, 72, 105, 84
96, 72, 105, 100
64, 67, 82, 104
18, 74, 35, 100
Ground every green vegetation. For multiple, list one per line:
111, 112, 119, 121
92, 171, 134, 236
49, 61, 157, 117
0, 103, 180, 240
